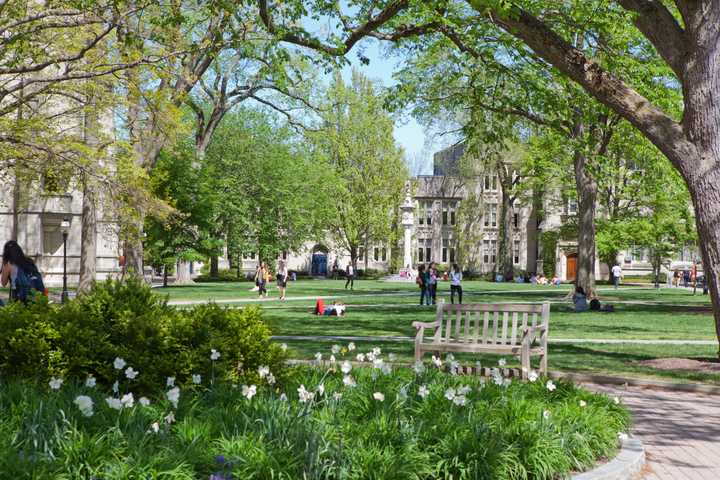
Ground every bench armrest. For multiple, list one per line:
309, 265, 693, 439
522, 325, 547, 335
412, 320, 441, 329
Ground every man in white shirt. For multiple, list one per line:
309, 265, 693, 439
611, 264, 622, 289
345, 263, 355, 290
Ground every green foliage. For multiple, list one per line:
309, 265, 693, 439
0, 278, 286, 393
0, 364, 630, 479
540, 231, 559, 277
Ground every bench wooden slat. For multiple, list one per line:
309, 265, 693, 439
482, 312, 489, 344
434, 303, 545, 313
492, 311, 499, 344
445, 310, 452, 343
474, 311, 481, 344
464, 311, 470, 343
510, 312, 518, 346
501, 312, 508, 345
455, 308, 461, 342
522, 312, 528, 333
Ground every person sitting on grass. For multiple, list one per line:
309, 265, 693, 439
573, 285, 589, 312
323, 301, 346, 316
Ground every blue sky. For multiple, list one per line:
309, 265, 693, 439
337, 37, 435, 175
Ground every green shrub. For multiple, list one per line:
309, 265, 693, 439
195, 268, 252, 283
0, 278, 286, 393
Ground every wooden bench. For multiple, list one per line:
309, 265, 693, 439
412, 301, 550, 379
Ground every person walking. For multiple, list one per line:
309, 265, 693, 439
611, 263, 622, 289
450, 263, 463, 304
683, 269, 690, 288
2, 240, 45, 303
344, 262, 355, 290
331, 259, 339, 280
276, 260, 289, 300
416, 264, 429, 305
256, 262, 268, 298
427, 262, 438, 305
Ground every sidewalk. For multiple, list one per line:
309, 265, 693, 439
586, 383, 720, 479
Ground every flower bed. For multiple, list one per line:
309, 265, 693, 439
0, 344, 630, 479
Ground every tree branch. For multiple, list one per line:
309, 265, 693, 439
616, 0, 686, 82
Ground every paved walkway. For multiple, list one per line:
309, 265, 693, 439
272, 334, 717, 346
586, 383, 720, 479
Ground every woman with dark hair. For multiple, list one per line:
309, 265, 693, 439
2, 240, 45, 302
572, 285, 589, 312
450, 263, 463, 304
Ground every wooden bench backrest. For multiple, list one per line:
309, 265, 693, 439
433, 302, 550, 345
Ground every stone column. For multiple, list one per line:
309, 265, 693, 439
400, 183, 415, 270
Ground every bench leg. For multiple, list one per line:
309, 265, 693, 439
540, 350, 547, 375
521, 342, 530, 380
414, 346, 423, 363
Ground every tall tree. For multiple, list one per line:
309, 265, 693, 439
311, 71, 408, 268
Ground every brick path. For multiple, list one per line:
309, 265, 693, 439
587, 384, 720, 479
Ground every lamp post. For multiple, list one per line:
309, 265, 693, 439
60, 218, 70, 303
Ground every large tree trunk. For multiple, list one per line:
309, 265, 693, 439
78, 175, 97, 294
210, 256, 219, 278
574, 150, 598, 296
176, 260, 194, 284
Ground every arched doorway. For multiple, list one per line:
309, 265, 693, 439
311, 245, 329, 276
566, 253, 578, 282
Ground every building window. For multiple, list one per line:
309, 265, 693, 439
483, 239, 497, 264
484, 204, 498, 227
418, 245, 424, 262
442, 201, 457, 226
374, 247, 379, 262
243, 252, 256, 260
418, 239, 431, 263
567, 198, 578, 215
484, 175, 498, 191
513, 213, 519, 229
450, 210, 456, 225
442, 238, 456, 264
359, 248, 365, 261
513, 240, 520, 265
426, 201, 433, 225
382, 247, 387, 262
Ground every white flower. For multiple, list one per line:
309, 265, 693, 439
397, 386, 408, 401
333, 392, 343, 401
452, 395, 467, 406
280, 343, 288, 351
124, 367, 139, 380
418, 385, 430, 399
348, 342, 356, 351
366, 351, 376, 362
388, 353, 397, 362
498, 358, 506, 367
342, 375, 356, 388
166, 377, 175, 387
373, 358, 384, 369
165, 412, 175, 425
314, 352, 322, 362
492, 370, 504, 386
331, 344, 341, 354
579, 400, 587, 407
356, 353, 366, 362
113, 357, 126, 370
279, 393, 288, 402
298, 384, 314, 403
503, 378, 512, 388
105, 397, 122, 410
166, 387, 180, 408
210, 349, 221, 361
120, 393, 134, 408
372, 347, 381, 356
546, 380, 556, 391
150, 422, 160, 433
449, 360, 460, 375
85, 376, 96, 388
341, 360, 352, 374
528, 371, 539, 383
614, 396, 621, 405
543, 410, 551, 419
242, 384, 257, 400
381, 363, 392, 375
413, 361, 426, 374
479, 379, 486, 388
316, 383, 325, 396
432, 355, 443, 368
112, 380, 119, 394
139, 396, 151, 406
266, 373, 276, 385
73, 395, 94, 417
192, 374, 202, 384
618, 432, 629, 441
49, 377, 63, 390
258, 366, 270, 378
458, 385, 472, 396
444, 388, 456, 401
329, 355, 336, 364
373, 392, 385, 402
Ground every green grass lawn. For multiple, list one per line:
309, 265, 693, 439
157, 279, 720, 384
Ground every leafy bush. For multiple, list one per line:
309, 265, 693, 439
0, 278, 286, 393
195, 268, 252, 282
0, 352, 630, 479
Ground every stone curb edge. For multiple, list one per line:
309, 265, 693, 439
572, 438, 645, 480
550, 371, 720, 396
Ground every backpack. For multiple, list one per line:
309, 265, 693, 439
416, 275, 423, 287
12, 264, 45, 302
589, 298, 601, 311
